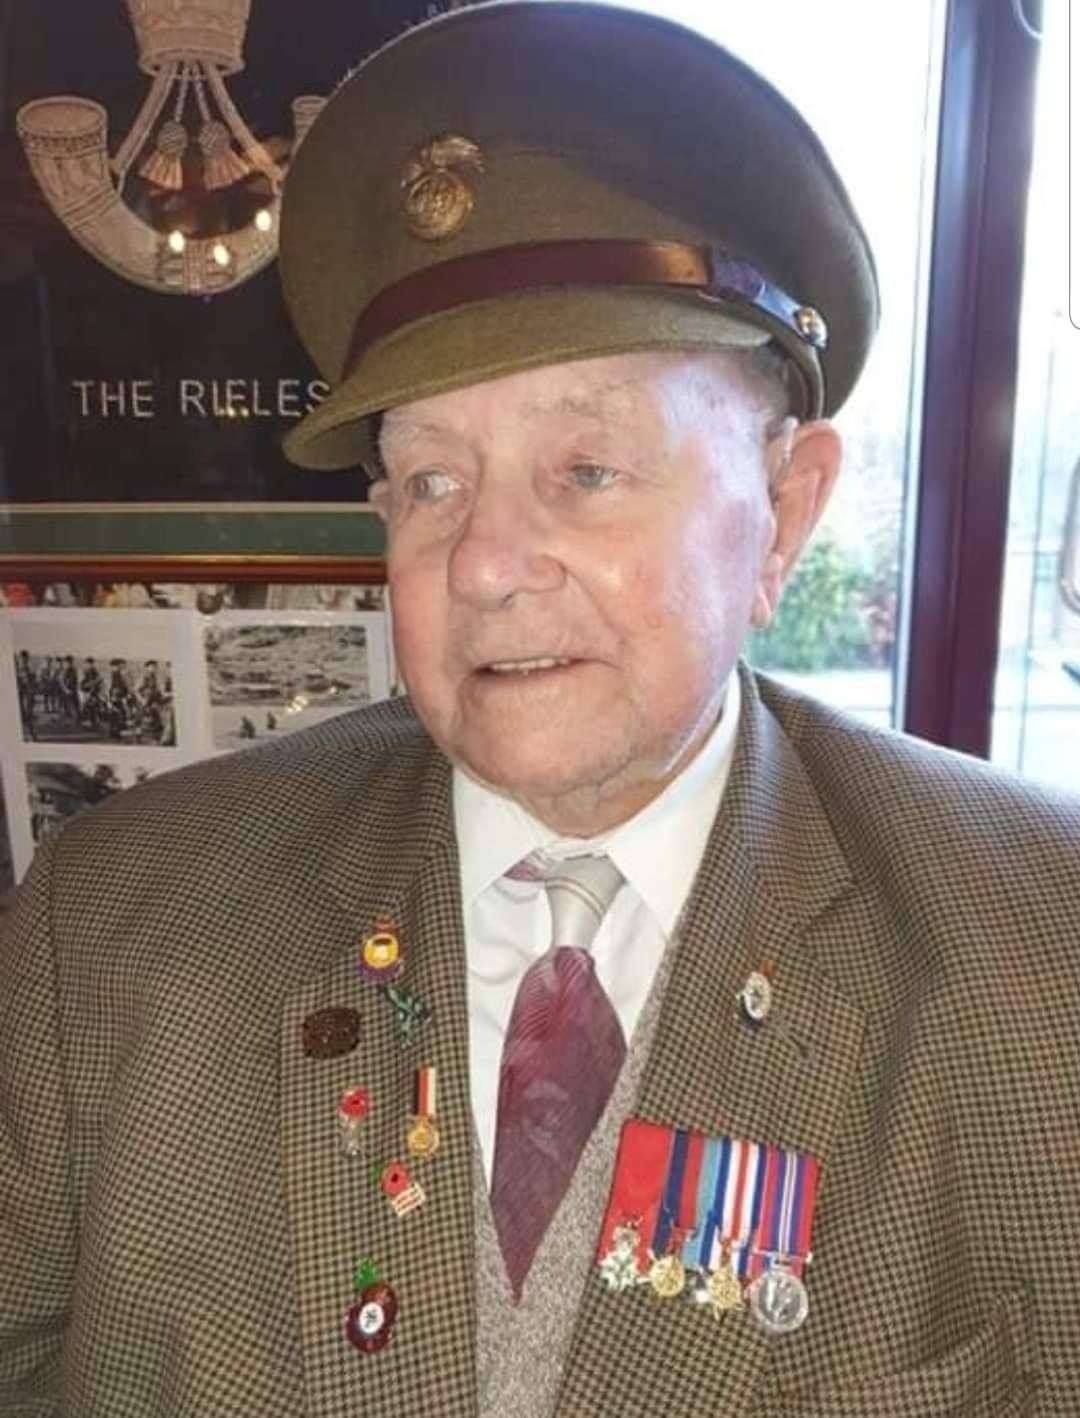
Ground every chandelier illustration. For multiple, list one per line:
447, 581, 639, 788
16, 0, 325, 296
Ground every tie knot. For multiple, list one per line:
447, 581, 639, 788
508, 851, 624, 952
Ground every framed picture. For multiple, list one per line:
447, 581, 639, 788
0, 0, 446, 576
0, 599, 395, 882
0, 502, 387, 582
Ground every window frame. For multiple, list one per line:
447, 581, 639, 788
903, 0, 1043, 756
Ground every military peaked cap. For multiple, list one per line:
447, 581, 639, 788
280, 0, 879, 470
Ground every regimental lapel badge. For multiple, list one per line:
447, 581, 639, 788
596, 1119, 821, 1336
407, 1065, 440, 1159
357, 916, 433, 1045
359, 918, 406, 984
344, 1258, 398, 1354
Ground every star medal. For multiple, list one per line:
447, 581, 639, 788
407, 1065, 440, 1159
647, 1252, 687, 1300
707, 1260, 743, 1316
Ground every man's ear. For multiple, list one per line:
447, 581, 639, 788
751, 418, 842, 630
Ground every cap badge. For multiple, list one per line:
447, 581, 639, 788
400, 133, 484, 241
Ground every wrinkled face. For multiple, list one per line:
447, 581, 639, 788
373, 351, 785, 832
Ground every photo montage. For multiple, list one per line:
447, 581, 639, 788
0, 608, 194, 882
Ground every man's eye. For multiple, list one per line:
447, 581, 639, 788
568, 463, 619, 492
403, 469, 457, 504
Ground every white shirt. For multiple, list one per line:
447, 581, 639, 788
453, 673, 742, 1184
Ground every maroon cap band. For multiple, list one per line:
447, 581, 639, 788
343, 238, 826, 386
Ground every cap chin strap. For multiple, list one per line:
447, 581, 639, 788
342, 238, 825, 415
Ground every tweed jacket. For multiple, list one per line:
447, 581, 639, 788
1, 666, 1078, 1417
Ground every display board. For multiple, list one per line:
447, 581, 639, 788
0, 0, 458, 568
0, 588, 395, 886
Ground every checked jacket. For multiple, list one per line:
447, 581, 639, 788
1, 664, 1078, 1416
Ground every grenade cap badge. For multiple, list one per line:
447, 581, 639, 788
400, 133, 484, 241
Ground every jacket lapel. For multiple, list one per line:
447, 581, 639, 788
279, 735, 478, 1418
557, 667, 866, 1415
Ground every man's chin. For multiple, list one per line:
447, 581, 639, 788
462, 753, 608, 805
452, 738, 667, 834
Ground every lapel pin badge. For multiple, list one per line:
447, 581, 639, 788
407, 1065, 440, 1159
344, 1258, 398, 1354
358, 916, 433, 1044
381, 981, 432, 1046
380, 1159, 427, 1217
739, 960, 775, 1024
302, 1005, 361, 1059
359, 917, 406, 984
336, 1085, 371, 1156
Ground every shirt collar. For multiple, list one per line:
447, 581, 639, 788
453, 671, 741, 934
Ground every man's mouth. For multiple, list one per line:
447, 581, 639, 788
480, 657, 575, 675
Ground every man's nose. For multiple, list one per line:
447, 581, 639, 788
447, 479, 565, 607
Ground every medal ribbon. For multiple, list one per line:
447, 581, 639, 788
596, 1119, 676, 1272
414, 1065, 437, 1117
685, 1139, 820, 1279
599, 1122, 821, 1284
651, 1128, 704, 1257
747, 1147, 820, 1279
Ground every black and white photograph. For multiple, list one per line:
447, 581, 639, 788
25, 761, 156, 846
202, 614, 391, 751
3, 610, 191, 748
13, 648, 175, 747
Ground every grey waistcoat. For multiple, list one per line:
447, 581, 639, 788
474, 931, 680, 1417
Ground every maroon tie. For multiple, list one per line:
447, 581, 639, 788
490, 853, 627, 1299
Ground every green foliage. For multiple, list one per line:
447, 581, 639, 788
750, 535, 888, 673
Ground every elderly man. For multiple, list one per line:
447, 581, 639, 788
2, 4, 1078, 1416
